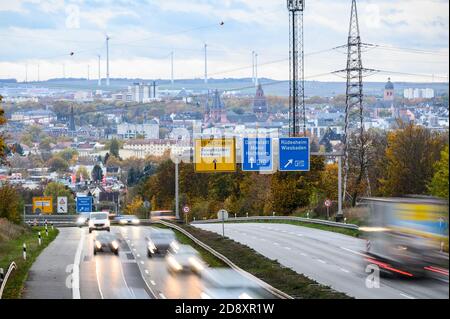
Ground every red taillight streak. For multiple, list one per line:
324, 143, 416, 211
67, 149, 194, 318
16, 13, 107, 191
366, 258, 414, 277
424, 266, 449, 276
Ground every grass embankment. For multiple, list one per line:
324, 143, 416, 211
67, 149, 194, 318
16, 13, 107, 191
0, 218, 59, 299
216, 219, 361, 238
165, 222, 350, 299
152, 223, 226, 268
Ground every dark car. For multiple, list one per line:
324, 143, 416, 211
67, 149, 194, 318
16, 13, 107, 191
94, 233, 120, 255
146, 230, 176, 257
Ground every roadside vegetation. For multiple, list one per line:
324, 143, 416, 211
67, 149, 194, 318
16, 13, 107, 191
166, 222, 350, 299
153, 223, 226, 268
0, 219, 59, 299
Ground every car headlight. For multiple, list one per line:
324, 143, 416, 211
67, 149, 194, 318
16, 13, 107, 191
189, 257, 205, 272
105, 220, 110, 227
120, 219, 127, 224
77, 217, 86, 224
95, 240, 102, 249
170, 241, 180, 252
167, 256, 183, 271
111, 240, 119, 250
89, 220, 94, 227
148, 242, 156, 252
132, 219, 140, 224
238, 292, 253, 299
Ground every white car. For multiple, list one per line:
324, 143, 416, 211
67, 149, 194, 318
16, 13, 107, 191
165, 244, 206, 275
88, 212, 111, 233
118, 215, 140, 225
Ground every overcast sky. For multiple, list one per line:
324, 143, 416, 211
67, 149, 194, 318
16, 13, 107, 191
0, 0, 448, 82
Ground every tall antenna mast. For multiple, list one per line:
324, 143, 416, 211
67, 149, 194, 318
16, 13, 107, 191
97, 55, 101, 86
171, 51, 174, 86
287, 0, 306, 137
106, 35, 110, 86
204, 43, 208, 85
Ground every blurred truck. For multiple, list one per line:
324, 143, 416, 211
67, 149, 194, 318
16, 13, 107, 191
360, 196, 449, 277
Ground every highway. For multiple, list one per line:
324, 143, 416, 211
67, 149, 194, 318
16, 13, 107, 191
24, 226, 208, 299
193, 222, 449, 299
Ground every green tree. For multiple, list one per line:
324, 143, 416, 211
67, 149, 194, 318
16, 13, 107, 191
57, 148, 78, 162
47, 156, 69, 172
91, 164, 104, 182
109, 139, 120, 158
0, 184, 22, 223
43, 182, 75, 213
0, 95, 7, 164
76, 166, 90, 180
429, 145, 449, 199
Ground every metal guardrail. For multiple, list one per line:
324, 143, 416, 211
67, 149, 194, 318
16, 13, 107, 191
0, 262, 17, 299
156, 220, 293, 300
191, 215, 359, 230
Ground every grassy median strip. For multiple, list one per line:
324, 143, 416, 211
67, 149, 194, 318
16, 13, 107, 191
168, 222, 350, 299
0, 224, 59, 299
152, 223, 226, 268
216, 219, 361, 238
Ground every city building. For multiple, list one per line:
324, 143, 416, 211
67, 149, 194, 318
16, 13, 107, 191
204, 90, 227, 124
129, 82, 158, 103
384, 78, 395, 102
11, 109, 57, 125
253, 84, 268, 118
404, 88, 435, 99
121, 139, 190, 158
117, 122, 159, 139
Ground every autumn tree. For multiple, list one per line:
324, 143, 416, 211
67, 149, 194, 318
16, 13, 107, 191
76, 166, 89, 180
0, 95, 6, 165
0, 184, 22, 223
47, 156, 69, 172
91, 164, 103, 182
380, 123, 445, 196
429, 145, 449, 199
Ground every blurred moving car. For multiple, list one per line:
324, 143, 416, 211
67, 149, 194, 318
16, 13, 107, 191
200, 268, 272, 299
76, 212, 90, 228
118, 215, 140, 225
165, 243, 206, 274
88, 212, 111, 233
93, 233, 120, 255
146, 230, 176, 257
361, 196, 449, 278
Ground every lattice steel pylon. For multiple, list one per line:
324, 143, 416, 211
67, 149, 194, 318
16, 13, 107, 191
287, 0, 306, 137
333, 0, 376, 206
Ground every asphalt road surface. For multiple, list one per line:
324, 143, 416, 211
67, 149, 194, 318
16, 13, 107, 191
24, 226, 206, 299
193, 222, 449, 299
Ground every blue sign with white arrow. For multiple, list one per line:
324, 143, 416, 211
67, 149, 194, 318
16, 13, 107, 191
242, 138, 273, 172
279, 137, 310, 171
76, 196, 93, 213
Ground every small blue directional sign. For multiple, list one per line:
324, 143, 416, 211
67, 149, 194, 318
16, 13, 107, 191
242, 138, 273, 172
76, 196, 93, 213
279, 137, 310, 171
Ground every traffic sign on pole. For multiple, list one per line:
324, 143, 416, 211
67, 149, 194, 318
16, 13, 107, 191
279, 137, 310, 172
324, 199, 332, 207
242, 138, 273, 172
76, 196, 93, 213
32, 197, 53, 215
194, 138, 236, 173
57, 196, 68, 214
183, 206, 190, 213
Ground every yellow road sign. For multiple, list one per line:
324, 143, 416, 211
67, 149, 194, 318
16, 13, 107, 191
194, 138, 236, 173
32, 196, 53, 214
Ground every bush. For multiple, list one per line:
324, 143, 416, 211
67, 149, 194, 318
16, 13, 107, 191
0, 185, 23, 223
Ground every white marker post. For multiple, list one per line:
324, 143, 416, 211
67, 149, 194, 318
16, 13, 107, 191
38, 232, 41, 246
23, 243, 27, 260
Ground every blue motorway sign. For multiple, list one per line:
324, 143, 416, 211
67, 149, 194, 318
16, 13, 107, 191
76, 196, 93, 213
242, 138, 273, 172
279, 137, 310, 171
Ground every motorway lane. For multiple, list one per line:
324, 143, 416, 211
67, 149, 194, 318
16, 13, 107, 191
193, 223, 449, 299
118, 225, 204, 299
24, 228, 81, 299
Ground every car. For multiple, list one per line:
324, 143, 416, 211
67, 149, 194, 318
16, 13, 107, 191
165, 244, 206, 274
76, 213, 90, 228
88, 212, 111, 233
146, 230, 176, 257
93, 233, 120, 255
200, 268, 272, 299
118, 215, 140, 225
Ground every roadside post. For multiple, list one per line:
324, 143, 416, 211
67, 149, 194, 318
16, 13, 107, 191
246, 212, 249, 218
23, 243, 26, 260
218, 209, 228, 238
38, 232, 41, 245
325, 199, 332, 220
45, 227, 48, 237
273, 211, 276, 217
183, 206, 190, 225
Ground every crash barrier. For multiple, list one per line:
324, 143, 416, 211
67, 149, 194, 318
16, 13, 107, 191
191, 215, 359, 230
156, 220, 293, 300
0, 262, 17, 299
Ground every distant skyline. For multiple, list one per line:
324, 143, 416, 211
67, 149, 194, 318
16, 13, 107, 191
0, 0, 448, 83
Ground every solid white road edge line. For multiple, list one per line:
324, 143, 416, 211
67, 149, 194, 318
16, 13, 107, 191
72, 228, 85, 299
